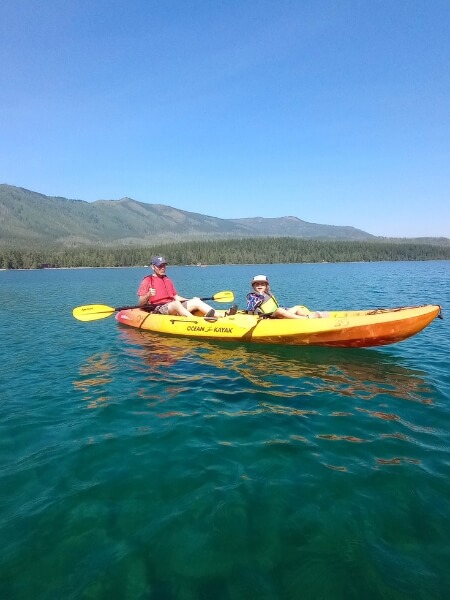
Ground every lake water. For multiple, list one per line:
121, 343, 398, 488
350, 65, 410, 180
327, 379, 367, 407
1, 261, 450, 600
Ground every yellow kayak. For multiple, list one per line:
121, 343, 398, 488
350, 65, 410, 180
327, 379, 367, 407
114, 304, 442, 348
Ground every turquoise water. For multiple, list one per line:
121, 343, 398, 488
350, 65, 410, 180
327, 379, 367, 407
1, 261, 449, 600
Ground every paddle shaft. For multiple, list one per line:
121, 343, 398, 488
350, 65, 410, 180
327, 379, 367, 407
115, 295, 220, 312
72, 291, 235, 322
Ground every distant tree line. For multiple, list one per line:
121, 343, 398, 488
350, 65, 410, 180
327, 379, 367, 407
1, 238, 450, 269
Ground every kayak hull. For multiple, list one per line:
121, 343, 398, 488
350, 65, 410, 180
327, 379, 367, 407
115, 304, 441, 348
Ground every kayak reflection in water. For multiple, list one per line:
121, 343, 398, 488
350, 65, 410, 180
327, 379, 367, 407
116, 328, 432, 406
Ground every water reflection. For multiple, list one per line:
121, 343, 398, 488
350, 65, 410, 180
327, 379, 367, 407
117, 328, 433, 406
73, 352, 116, 409
71, 329, 438, 472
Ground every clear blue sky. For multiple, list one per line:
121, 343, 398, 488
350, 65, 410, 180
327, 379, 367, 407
1, 1, 449, 237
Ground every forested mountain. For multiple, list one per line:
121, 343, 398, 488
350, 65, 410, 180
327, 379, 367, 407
2, 237, 450, 270
0, 184, 375, 245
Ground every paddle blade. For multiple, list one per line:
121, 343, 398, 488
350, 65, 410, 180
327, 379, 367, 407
72, 304, 116, 322
211, 291, 234, 303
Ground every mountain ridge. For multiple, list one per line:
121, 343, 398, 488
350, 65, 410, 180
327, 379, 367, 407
1, 184, 448, 247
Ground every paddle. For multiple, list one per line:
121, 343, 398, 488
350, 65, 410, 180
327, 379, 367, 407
72, 291, 235, 322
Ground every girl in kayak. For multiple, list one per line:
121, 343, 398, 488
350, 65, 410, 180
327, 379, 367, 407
246, 275, 329, 319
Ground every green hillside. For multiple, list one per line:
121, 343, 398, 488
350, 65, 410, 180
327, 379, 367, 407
0, 184, 375, 245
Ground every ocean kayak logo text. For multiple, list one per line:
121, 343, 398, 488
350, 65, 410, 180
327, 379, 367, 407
186, 325, 233, 333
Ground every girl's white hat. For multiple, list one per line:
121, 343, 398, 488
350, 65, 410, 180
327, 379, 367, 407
251, 275, 269, 285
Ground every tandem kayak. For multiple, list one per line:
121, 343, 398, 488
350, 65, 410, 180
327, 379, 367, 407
115, 304, 442, 348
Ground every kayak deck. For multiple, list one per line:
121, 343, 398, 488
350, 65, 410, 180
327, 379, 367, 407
115, 304, 442, 348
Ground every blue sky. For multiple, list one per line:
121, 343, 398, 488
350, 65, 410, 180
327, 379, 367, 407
1, 1, 449, 237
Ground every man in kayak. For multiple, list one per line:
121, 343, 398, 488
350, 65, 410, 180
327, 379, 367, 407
138, 256, 217, 318
246, 275, 329, 319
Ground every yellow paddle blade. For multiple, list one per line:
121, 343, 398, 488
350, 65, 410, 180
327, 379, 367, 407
211, 290, 234, 302
72, 304, 116, 322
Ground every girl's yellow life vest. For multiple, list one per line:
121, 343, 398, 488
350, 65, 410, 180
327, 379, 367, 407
259, 294, 279, 314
